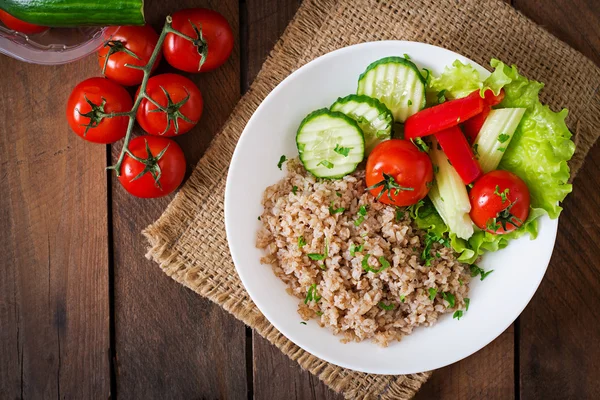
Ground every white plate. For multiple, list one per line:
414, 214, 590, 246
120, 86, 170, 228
225, 41, 557, 375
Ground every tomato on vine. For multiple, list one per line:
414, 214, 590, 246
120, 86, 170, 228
163, 8, 234, 73
136, 73, 203, 136
0, 10, 48, 34
118, 136, 186, 198
98, 25, 162, 86
365, 140, 434, 206
66, 77, 132, 144
469, 170, 531, 234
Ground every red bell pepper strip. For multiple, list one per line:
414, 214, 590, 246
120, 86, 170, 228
483, 88, 505, 106
434, 126, 483, 184
405, 90, 485, 139
462, 105, 491, 144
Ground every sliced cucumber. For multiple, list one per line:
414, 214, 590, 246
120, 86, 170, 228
357, 56, 426, 122
330, 94, 393, 154
296, 109, 364, 178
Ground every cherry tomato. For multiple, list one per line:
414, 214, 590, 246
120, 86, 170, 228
0, 10, 48, 34
365, 139, 434, 206
136, 73, 203, 137
98, 25, 161, 86
469, 170, 531, 234
118, 136, 186, 198
163, 8, 234, 73
66, 77, 132, 144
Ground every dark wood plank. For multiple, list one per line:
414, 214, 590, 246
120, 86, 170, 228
112, 1, 247, 398
0, 58, 110, 397
514, 0, 600, 66
242, 1, 341, 399
518, 148, 600, 399
510, 1, 600, 399
415, 327, 515, 400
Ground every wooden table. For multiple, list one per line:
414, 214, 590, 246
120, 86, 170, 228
1, 1, 598, 399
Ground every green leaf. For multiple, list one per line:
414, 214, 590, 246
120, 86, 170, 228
308, 253, 325, 261
428, 288, 438, 301
399, 295, 406, 303
442, 292, 456, 308
491, 59, 575, 219
318, 159, 334, 169
498, 133, 510, 143
298, 236, 306, 248
453, 310, 463, 320
378, 302, 394, 311
329, 201, 345, 215
334, 144, 352, 157
277, 155, 287, 170
465, 298, 470, 311
292, 186, 298, 195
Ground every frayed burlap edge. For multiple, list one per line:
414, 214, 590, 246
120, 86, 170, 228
143, 0, 599, 398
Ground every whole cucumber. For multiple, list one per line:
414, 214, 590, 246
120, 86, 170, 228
0, 0, 145, 26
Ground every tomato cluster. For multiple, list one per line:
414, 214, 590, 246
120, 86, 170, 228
65, 9, 233, 198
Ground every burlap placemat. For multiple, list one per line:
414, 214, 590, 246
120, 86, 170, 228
144, 0, 600, 398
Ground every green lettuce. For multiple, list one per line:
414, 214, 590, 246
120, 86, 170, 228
412, 59, 575, 263
428, 60, 512, 100
492, 59, 575, 218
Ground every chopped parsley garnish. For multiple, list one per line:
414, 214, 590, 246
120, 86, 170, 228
318, 159, 334, 169
307, 238, 328, 261
408, 99, 413, 106
316, 311, 323, 316
411, 137, 429, 152
399, 295, 406, 303
308, 253, 325, 261
277, 155, 287, 170
437, 89, 446, 104
349, 243, 364, 257
300, 321, 307, 325
298, 236, 307, 248
465, 298, 470, 311
421, 232, 450, 266
257, 216, 261, 221
436, 251, 441, 258
354, 205, 368, 226
329, 201, 345, 215
318, 263, 327, 270
428, 288, 437, 301
426, 180, 435, 189
395, 207, 405, 222
304, 283, 321, 304
433, 165, 440, 174
494, 185, 510, 202
378, 302, 395, 311
458, 279, 463, 286
336, 191, 342, 197
292, 185, 298, 195
403, 53, 411, 60
442, 292, 456, 308
472, 143, 479, 157
334, 144, 352, 157
498, 133, 510, 143
497, 147, 506, 152
470, 264, 494, 281
453, 310, 463, 320
361, 255, 390, 274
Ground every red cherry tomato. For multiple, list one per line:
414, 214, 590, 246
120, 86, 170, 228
136, 73, 203, 137
469, 170, 531, 234
0, 10, 48, 34
163, 8, 234, 73
365, 139, 434, 206
66, 77, 132, 144
98, 25, 161, 86
118, 136, 186, 198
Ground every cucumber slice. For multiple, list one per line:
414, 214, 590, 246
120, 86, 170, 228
296, 109, 365, 178
357, 56, 426, 122
330, 94, 393, 154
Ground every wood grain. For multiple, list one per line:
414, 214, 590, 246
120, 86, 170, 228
0, 58, 110, 398
111, 1, 247, 399
518, 148, 600, 399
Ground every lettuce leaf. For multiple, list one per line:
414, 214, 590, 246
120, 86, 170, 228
428, 60, 512, 100
492, 59, 575, 218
